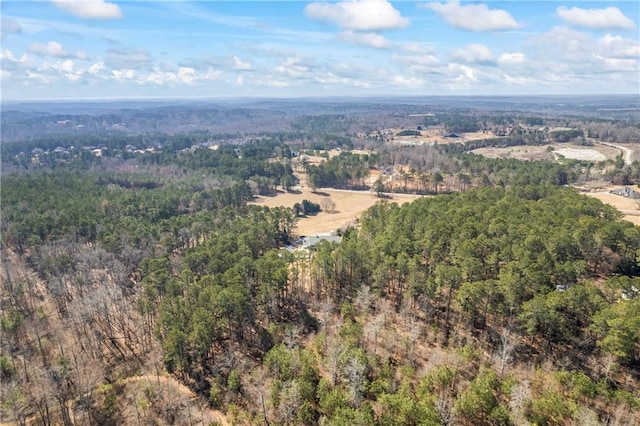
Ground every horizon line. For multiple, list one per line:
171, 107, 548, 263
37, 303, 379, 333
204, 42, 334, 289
3, 93, 639, 104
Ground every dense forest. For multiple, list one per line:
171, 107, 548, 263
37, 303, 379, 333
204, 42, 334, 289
1, 100, 639, 425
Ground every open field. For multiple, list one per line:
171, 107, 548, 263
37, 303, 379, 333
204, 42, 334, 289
554, 147, 607, 161
471, 145, 554, 161
471, 143, 621, 162
390, 128, 500, 146
582, 186, 640, 225
251, 188, 424, 235
295, 149, 342, 166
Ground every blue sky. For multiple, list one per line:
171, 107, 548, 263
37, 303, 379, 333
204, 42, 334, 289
1, 1, 638, 100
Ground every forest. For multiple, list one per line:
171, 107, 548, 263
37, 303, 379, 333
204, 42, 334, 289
1, 98, 639, 425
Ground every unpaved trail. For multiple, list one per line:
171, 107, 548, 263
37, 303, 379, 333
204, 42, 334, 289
595, 141, 634, 165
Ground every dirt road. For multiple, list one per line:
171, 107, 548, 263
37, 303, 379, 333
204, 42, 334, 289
595, 141, 634, 165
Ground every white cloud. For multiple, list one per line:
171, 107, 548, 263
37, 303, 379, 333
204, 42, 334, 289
26, 70, 52, 83
498, 52, 525, 65
201, 69, 223, 81
274, 57, 313, 79
450, 44, 495, 65
448, 63, 479, 88
177, 67, 196, 84
556, 6, 636, 30
29, 41, 88, 60
314, 70, 375, 88
528, 26, 591, 63
88, 61, 106, 75
37, 59, 88, 83
392, 75, 425, 88
51, 0, 122, 19
1, 49, 28, 65
314, 72, 349, 85
593, 55, 638, 72
48, 59, 75, 73
110, 65, 215, 86
232, 56, 253, 70
526, 26, 639, 78
501, 74, 535, 86
423, 1, 521, 32
30, 41, 65, 57
338, 31, 391, 49
305, 0, 409, 31
391, 51, 443, 78
328, 62, 377, 80
529, 26, 638, 73
112, 69, 136, 81
597, 34, 640, 59
1, 49, 32, 79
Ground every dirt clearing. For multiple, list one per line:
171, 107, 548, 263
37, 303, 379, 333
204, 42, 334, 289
582, 187, 640, 225
472, 145, 554, 161
554, 148, 607, 161
472, 143, 620, 162
390, 128, 501, 146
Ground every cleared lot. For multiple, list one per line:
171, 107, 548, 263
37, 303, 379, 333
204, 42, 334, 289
583, 188, 640, 225
471, 143, 620, 162
251, 188, 423, 235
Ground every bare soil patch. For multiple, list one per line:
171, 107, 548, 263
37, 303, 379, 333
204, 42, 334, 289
554, 147, 607, 161
251, 188, 423, 236
390, 128, 500, 146
472, 143, 620, 162
472, 145, 554, 161
582, 186, 640, 225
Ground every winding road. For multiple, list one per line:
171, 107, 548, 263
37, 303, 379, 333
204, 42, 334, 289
595, 141, 634, 165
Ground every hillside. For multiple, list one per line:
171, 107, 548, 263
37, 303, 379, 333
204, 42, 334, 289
1, 100, 639, 425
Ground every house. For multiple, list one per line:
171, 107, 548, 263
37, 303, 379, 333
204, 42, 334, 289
301, 234, 342, 249
284, 233, 342, 252
610, 187, 639, 199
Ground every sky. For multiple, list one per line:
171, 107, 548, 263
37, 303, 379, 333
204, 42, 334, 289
1, 0, 639, 100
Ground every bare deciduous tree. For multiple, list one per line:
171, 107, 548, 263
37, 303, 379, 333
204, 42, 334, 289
495, 327, 514, 379
343, 356, 366, 407
320, 197, 337, 213
277, 381, 301, 424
